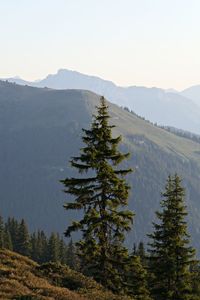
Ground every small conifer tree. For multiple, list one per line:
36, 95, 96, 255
37, 230, 48, 263
148, 174, 196, 300
125, 255, 152, 300
0, 215, 4, 248
5, 217, 19, 251
66, 239, 79, 270
30, 232, 38, 261
59, 238, 67, 265
16, 219, 31, 256
47, 232, 60, 262
3, 229, 13, 250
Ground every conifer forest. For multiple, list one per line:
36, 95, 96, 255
1, 97, 200, 300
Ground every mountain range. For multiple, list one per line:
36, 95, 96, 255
1, 81, 200, 253
4, 69, 200, 135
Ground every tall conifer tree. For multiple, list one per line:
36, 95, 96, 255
148, 174, 196, 300
61, 97, 134, 292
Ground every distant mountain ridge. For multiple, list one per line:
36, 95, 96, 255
3, 69, 200, 135
181, 85, 200, 106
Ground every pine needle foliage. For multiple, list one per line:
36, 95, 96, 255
61, 97, 134, 292
148, 174, 196, 300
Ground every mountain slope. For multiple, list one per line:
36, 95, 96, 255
0, 249, 130, 300
0, 250, 85, 300
1, 81, 200, 252
5, 69, 200, 135
181, 85, 200, 107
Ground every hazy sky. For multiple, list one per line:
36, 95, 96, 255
1, 0, 200, 90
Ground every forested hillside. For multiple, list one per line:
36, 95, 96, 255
1, 81, 200, 252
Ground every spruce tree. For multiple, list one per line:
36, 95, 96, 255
0, 215, 4, 248
148, 174, 196, 300
61, 97, 134, 292
66, 239, 79, 270
134, 241, 146, 266
47, 232, 60, 262
5, 217, 19, 252
133, 243, 137, 255
30, 232, 38, 262
125, 255, 152, 300
3, 229, 13, 250
37, 230, 48, 263
16, 219, 31, 256
59, 238, 67, 265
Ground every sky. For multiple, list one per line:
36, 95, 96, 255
1, 0, 200, 90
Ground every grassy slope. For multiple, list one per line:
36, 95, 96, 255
85, 94, 200, 161
0, 249, 132, 300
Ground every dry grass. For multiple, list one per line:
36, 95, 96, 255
0, 250, 133, 300
0, 249, 86, 299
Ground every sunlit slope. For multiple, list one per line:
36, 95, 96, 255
0, 250, 130, 300
98, 101, 200, 161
